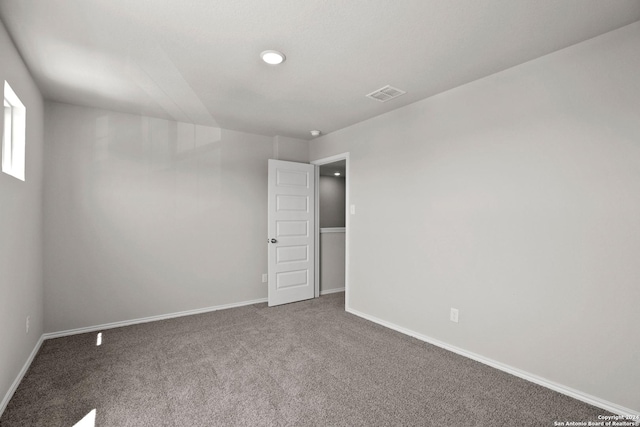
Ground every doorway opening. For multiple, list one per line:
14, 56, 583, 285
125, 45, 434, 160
312, 153, 349, 309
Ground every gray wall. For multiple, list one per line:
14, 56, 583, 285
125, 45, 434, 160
319, 176, 345, 228
310, 22, 640, 412
43, 102, 307, 333
0, 22, 44, 409
273, 135, 309, 163
319, 175, 346, 293
320, 231, 345, 293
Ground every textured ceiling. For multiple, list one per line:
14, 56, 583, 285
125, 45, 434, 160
1, 1, 640, 140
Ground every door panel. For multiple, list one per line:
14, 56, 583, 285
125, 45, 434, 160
268, 159, 315, 306
276, 246, 309, 264
276, 195, 308, 211
276, 269, 309, 289
276, 220, 308, 237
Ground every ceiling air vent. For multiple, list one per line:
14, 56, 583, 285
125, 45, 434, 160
366, 85, 406, 102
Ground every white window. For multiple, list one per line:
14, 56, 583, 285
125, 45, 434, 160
2, 81, 26, 181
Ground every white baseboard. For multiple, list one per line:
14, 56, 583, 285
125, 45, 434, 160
320, 287, 345, 296
3, 297, 268, 416
10, 298, 636, 419
346, 307, 639, 418
1, 336, 44, 417
43, 297, 268, 340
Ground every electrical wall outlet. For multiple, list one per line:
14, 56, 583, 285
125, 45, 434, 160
450, 308, 459, 323
262, 273, 268, 283
26, 316, 30, 334
350, 204, 356, 215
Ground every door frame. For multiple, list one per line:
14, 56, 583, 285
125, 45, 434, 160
310, 152, 350, 309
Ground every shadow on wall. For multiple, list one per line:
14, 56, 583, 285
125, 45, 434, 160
319, 175, 345, 228
44, 102, 274, 333
91, 115, 223, 216
319, 172, 346, 294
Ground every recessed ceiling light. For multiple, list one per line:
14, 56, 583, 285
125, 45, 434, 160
261, 50, 286, 65
310, 130, 321, 137
334, 172, 341, 176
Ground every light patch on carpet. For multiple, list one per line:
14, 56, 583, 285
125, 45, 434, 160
73, 409, 96, 427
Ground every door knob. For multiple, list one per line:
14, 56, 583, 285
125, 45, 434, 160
270, 238, 277, 244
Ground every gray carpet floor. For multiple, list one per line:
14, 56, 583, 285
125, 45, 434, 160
1, 292, 609, 426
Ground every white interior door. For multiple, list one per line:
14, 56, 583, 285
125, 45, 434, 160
268, 159, 315, 307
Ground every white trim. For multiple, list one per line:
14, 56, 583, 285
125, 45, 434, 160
2, 81, 27, 181
1, 336, 44, 417
346, 307, 639, 418
3, 297, 268, 415
311, 153, 350, 166
320, 227, 345, 233
313, 164, 320, 298
43, 297, 268, 339
7, 301, 634, 419
320, 287, 345, 295
311, 152, 350, 310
